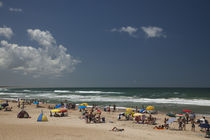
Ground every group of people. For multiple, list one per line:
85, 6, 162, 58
104, 104, 116, 112
0, 100, 12, 111
135, 114, 157, 125
81, 106, 105, 124
118, 111, 157, 125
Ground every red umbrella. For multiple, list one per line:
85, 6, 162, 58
59, 109, 68, 113
182, 109, 192, 113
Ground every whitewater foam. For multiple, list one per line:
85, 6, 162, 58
75, 90, 123, 94
54, 90, 71, 93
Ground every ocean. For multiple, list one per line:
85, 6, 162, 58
0, 87, 210, 114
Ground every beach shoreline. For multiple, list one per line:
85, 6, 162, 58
0, 99, 209, 140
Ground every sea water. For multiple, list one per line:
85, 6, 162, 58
0, 87, 210, 114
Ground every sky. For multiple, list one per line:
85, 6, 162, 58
0, 0, 210, 87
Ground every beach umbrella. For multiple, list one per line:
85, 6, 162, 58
182, 109, 192, 113
51, 109, 61, 112
125, 112, 131, 115
146, 106, 154, 110
133, 113, 143, 117
166, 117, 176, 124
37, 112, 48, 122
199, 124, 210, 128
54, 104, 62, 109
166, 113, 176, 117
176, 114, 185, 117
126, 108, 133, 112
59, 109, 67, 113
80, 103, 88, 106
139, 109, 146, 113
78, 105, 87, 109
33, 102, 39, 104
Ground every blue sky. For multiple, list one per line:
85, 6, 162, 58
0, 0, 210, 87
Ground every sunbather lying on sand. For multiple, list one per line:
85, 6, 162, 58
153, 125, 165, 129
111, 127, 124, 132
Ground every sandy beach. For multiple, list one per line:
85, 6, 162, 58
0, 101, 208, 140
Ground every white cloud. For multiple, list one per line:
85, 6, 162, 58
9, 8, 23, 12
111, 26, 138, 37
0, 29, 80, 77
0, 26, 14, 39
27, 29, 56, 47
0, 1, 3, 7
141, 26, 166, 38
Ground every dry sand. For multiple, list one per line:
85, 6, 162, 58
0, 101, 208, 140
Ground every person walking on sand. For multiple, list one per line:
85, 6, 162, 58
182, 118, 186, 131
191, 120, 195, 132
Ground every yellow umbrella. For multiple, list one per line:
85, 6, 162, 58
80, 103, 88, 106
126, 108, 133, 112
51, 109, 61, 112
146, 106, 155, 110
125, 112, 131, 115
133, 113, 143, 117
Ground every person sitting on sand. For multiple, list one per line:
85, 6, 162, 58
54, 112, 60, 117
61, 112, 65, 117
112, 127, 124, 132
50, 111, 53, 117
4, 106, 12, 111
118, 112, 125, 120
135, 116, 140, 123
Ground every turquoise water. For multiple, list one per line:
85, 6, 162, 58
0, 87, 210, 114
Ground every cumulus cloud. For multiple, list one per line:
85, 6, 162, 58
27, 29, 56, 47
141, 26, 166, 38
9, 8, 23, 12
0, 1, 3, 7
111, 26, 138, 37
0, 29, 80, 77
0, 26, 14, 39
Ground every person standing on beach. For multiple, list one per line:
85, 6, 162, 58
182, 118, 186, 131
17, 101, 20, 108
113, 104, 116, 112
107, 105, 111, 113
21, 100, 25, 109
185, 112, 189, 124
191, 120, 195, 132
178, 117, 183, 130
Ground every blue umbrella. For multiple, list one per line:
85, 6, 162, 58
139, 109, 146, 113
199, 124, 210, 128
166, 117, 176, 124
78, 105, 87, 109
54, 104, 62, 109
33, 102, 39, 104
